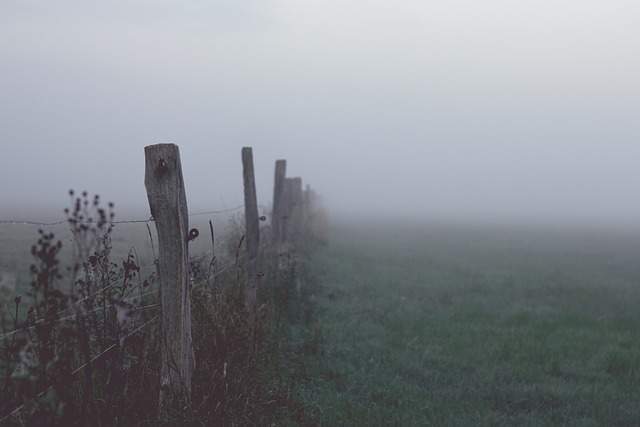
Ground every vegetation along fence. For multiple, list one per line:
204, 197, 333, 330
0, 143, 326, 424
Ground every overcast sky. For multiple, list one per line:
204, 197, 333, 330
1, 0, 639, 226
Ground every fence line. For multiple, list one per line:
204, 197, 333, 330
0, 204, 244, 227
0, 230, 244, 340
0, 143, 324, 419
0, 241, 247, 342
189, 205, 245, 216
0, 203, 247, 291
0, 218, 152, 226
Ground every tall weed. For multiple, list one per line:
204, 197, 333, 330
0, 194, 324, 425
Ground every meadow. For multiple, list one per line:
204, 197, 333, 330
2, 207, 640, 425
293, 217, 640, 426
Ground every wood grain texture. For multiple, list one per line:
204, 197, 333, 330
242, 147, 259, 309
144, 143, 195, 408
271, 160, 287, 251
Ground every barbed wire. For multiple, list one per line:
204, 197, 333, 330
1, 313, 160, 422
0, 258, 160, 339
0, 206, 249, 339
0, 210, 255, 420
71, 314, 159, 376
0, 204, 245, 227
189, 205, 245, 216
0, 218, 153, 226
0, 199, 257, 421
0, 288, 161, 344
0, 255, 245, 342
0, 245, 247, 340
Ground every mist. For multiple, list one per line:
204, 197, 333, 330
1, 1, 639, 228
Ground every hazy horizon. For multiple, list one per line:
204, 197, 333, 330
2, 1, 639, 229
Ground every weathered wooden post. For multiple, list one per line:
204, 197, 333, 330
144, 143, 195, 408
242, 147, 259, 309
271, 160, 287, 249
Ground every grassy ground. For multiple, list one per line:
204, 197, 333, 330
3, 211, 640, 425
295, 218, 640, 426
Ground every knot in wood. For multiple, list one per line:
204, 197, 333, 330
259, 215, 267, 221
188, 228, 199, 242
158, 158, 169, 172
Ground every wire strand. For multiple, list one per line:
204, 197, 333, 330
0, 205, 245, 227
71, 314, 159, 376
0, 290, 161, 343
0, 218, 153, 226
189, 205, 244, 216
0, 314, 159, 422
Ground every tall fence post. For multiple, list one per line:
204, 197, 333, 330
242, 147, 259, 309
144, 143, 195, 409
272, 160, 287, 250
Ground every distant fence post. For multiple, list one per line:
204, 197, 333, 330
242, 147, 259, 309
272, 160, 287, 250
144, 143, 195, 409
285, 177, 303, 244
292, 177, 303, 232
303, 184, 312, 228
283, 178, 295, 247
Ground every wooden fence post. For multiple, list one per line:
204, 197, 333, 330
144, 143, 195, 408
242, 147, 259, 309
272, 160, 287, 250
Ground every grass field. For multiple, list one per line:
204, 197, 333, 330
2, 211, 640, 425
294, 218, 640, 426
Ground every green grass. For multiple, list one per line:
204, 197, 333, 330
295, 218, 640, 426
3, 207, 640, 425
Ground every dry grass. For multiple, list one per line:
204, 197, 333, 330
0, 192, 325, 425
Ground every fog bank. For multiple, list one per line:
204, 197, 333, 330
1, 1, 638, 228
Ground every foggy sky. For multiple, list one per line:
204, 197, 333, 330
1, 1, 639, 226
